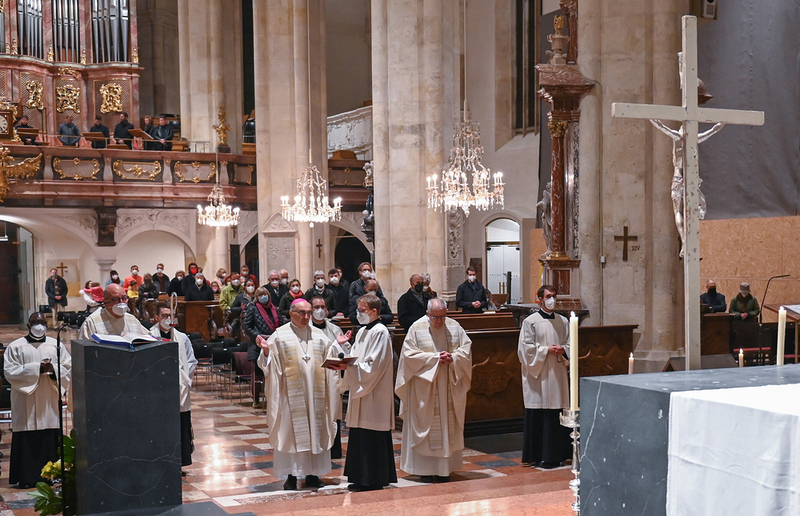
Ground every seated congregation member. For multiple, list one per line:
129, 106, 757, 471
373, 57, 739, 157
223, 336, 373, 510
279, 279, 304, 320
210, 281, 221, 297
338, 294, 397, 491
233, 279, 256, 309
265, 270, 288, 306
127, 280, 140, 301
256, 299, 351, 490
349, 279, 393, 327
327, 268, 349, 316
82, 281, 104, 312
422, 272, 437, 298
138, 274, 160, 300
150, 305, 197, 470
180, 263, 201, 294
396, 298, 472, 482
105, 269, 121, 287
219, 273, 245, 310
397, 274, 433, 332
183, 272, 214, 302
5, 313, 72, 488
78, 284, 149, 338
348, 262, 382, 303
167, 270, 186, 296
517, 284, 572, 468
244, 286, 283, 405
455, 266, 487, 314
304, 270, 337, 316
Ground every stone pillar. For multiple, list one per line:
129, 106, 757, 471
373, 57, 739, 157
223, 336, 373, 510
252, 0, 327, 282
177, 0, 243, 153
137, 0, 181, 116
548, 118, 568, 258
371, 0, 457, 305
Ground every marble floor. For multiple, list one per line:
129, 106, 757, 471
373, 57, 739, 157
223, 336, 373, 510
0, 325, 575, 515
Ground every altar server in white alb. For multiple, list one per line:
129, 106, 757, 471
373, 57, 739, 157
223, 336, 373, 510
396, 297, 472, 482
257, 299, 351, 491
517, 284, 572, 468
149, 305, 197, 469
5, 312, 72, 488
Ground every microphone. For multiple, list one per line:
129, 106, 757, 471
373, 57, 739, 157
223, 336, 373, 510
338, 353, 345, 359
760, 274, 790, 324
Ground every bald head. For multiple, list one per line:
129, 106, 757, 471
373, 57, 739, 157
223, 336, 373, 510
289, 299, 312, 328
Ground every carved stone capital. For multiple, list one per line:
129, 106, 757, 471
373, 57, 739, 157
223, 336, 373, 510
548, 119, 569, 139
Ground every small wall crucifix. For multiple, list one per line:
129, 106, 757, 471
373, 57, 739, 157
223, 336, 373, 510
614, 226, 638, 262
316, 239, 323, 259
56, 262, 69, 276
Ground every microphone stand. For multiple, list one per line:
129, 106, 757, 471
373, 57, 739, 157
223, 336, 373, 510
758, 274, 790, 363
55, 322, 69, 489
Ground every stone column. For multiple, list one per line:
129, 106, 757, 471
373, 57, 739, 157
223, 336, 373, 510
548, 118, 568, 258
252, 0, 326, 281
371, 0, 457, 305
177, 0, 243, 152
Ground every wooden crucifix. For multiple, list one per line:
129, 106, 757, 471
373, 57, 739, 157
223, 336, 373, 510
611, 16, 764, 371
316, 239, 323, 259
56, 262, 69, 276
614, 226, 638, 262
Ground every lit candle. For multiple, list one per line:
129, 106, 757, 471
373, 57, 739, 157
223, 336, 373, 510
569, 311, 579, 411
739, 348, 744, 368
777, 306, 787, 366
628, 353, 634, 375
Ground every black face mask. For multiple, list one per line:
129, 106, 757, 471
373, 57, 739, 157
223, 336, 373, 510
708, 287, 717, 296
414, 283, 424, 293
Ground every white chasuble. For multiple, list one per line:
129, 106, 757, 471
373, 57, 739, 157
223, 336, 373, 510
395, 317, 472, 476
4, 336, 72, 432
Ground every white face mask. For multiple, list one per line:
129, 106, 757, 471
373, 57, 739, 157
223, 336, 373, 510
196, 279, 204, 286
544, 297, 556, 310
361, 270, 372, 280
330, 276, 339, 285
291, 285, 301, 293
246, 286, 255, 294
111, 274, 119, 280
280, 278, 288, 285
232, 279, 241, 287
356, 311, 371, 325
468, 275, 476, 282
315, 278, 325, 288
270, 280, 280, 287
156, 268, 164, 274
30, 324, 47, 338
159, 318, 172, 331
131, 269, 139, 275
312, 308, 326, 321
112, 303, 128, 316
423, 285, 430, 291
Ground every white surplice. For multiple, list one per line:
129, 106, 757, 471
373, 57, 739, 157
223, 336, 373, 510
340, 322, 394, 431
395, 317, 472, 476
517, 310, 570, 409
312, 318, 347, 420
258, 323, 339, 479
149, 326, 197, 412
4, 336, 72, 432
78, 309, 148, 340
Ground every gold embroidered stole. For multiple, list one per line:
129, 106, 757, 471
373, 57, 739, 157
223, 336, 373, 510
275, 325, 327, 453
419, 320, 459, 450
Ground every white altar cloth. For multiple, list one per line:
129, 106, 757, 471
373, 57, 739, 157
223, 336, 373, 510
667, 383, 800, 516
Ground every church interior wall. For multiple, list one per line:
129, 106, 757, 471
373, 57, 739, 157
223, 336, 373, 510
137, 0, 181, 117
111, 230, 190, 283
325, 0, 372, 116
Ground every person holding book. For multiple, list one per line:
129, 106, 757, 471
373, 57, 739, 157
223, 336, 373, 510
78, 283, 148, 339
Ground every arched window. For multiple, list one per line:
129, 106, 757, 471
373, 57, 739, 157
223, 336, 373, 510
485, 218, 520, 305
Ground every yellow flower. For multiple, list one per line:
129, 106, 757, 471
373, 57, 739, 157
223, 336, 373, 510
40, 459, 63, 480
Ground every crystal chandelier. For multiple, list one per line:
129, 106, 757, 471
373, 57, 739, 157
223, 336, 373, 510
198, 182, 240, 227
427, 101, 504, 217
281, 162, 342, 228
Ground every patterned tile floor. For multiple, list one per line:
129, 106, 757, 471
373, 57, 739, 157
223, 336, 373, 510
0, 324, 574, 515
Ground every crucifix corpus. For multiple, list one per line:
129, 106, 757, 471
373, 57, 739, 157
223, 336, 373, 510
611, 15, 764, 371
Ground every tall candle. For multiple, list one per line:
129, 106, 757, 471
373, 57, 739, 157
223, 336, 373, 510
738, 348, 744, 368
569, 311, 579, 411
777, 306, 787, 366
628, 353, 634, 375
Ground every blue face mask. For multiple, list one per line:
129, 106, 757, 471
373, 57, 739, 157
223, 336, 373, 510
259, 295, 270, 304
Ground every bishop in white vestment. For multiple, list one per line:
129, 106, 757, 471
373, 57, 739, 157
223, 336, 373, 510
257, 299, 349, 490
396, 298, 472, 480
5, 313, 72, 487
78, 283, 148, 339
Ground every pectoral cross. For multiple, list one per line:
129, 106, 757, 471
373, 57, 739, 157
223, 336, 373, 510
316, 239, 323, 258
302, 355, 311, 362
56, 262, 69, 276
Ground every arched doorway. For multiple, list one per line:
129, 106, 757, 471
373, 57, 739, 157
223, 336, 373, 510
486, 218, 520, 305
334, 231, 370, 284
0, 221, 30, 324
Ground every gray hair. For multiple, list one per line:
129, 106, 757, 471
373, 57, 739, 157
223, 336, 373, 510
314, 269, 325, 278
422, 272, 431, 283
268, 269, 279, 277
427, 297, 447, 312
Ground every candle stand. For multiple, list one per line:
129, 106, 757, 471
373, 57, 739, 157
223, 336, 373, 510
560, 408, 581, 515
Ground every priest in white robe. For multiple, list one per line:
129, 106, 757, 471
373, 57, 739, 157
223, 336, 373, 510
337, 293, 397, 491
149, 305, 197, 468
257, 299, 350, 490
517, 284, 572, 468
396, 297, 472, 481
78, 283, 148, 339
5, 312, 72, 488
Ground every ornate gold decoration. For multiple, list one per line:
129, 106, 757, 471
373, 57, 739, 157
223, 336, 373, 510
11, 128, 20, 142
53, 157, 101, 181
57, 67, 81, 80
100, 83, 123, 113
56, 84, 81, 113
554, 14, 565, 31
24, 80, 44, 110
211, 106, 231, 146
80, 49, 87, 64
11, 39, 18, 55
47, 46, 54, 62
0, 99, 15, 112
174, 161, 217, 183
131, 47, 139, 64
0, 1, 5, 12
0, 146, 42, 202
548, 119, 568, 138
112, 160, 162, 181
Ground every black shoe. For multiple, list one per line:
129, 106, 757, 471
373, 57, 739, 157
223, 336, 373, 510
538, 461, 562, 469
283, 475, 297, 490
434, 475, 450, 483
181, 471, 188, 477
347, 483, 382, 492
419, 475, 434, 483
304, 475, 324, 488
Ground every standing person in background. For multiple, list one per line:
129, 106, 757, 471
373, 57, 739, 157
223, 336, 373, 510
244, 286, 283, 406
455, 266, 487, 314
45, 268, 68, 329
167, 270, 186, 297
57, 115, 80, 146
112, 112, 135, 148
184, 272, 214, 302
105, 269, 121, 287
152, 264, 171, 294
89, 115, 110, 149
265, 270, 288, 306
729, 282, 760, 321
279, 279, 305, 320
327, 268, 349, 316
